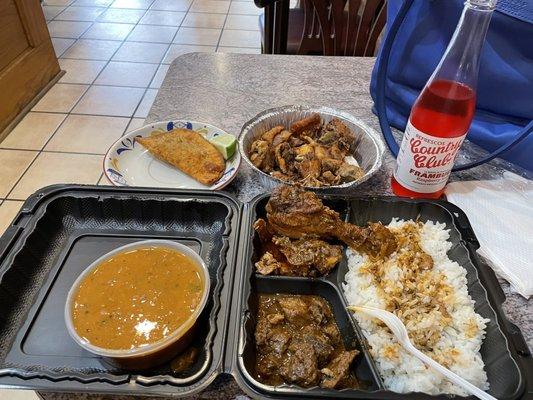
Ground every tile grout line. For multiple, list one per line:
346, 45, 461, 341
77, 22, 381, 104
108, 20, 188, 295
104, 0, 164, 114
0, 147, 117, 156
130, 0, 196, 117
97, 171, 105, 185
215, 8, 230, 51
54, 9, 261, 22
5, 0, 139, 201
11, 0, 260, 201
56, 1, 151, 117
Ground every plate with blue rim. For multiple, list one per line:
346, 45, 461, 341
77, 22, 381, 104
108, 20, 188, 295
104, 120, 241, 190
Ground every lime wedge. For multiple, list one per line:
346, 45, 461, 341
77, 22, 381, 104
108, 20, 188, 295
210, 133, 237, 160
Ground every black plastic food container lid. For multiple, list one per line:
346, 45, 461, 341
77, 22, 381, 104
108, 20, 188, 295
0, 185, 530, 399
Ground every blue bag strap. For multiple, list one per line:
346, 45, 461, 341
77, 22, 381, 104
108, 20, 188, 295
375, 0, 533, 172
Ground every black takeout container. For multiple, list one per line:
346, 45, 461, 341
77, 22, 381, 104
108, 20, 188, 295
0, 185, 530, 399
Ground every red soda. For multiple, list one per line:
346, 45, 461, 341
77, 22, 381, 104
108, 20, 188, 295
391, 0, 495, 198
392, 79, 476, 199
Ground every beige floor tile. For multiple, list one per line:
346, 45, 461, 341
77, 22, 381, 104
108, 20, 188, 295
0, 202, 24, 236
190, 0, 229, 13
72, 0, 113, 6
61, 38, 122, 60
219, 29, 260, 47
182, 12, 226, 28
110, 0, 154, 9
97, 174, 112, 185
173, 27, 221, 45
33, 83, 88, 113
149, 0, 191, 11
112, 41, 169, 63
224, 14, 259, 30
73, 85, 145, 116
95, 61, 158, 87
51, 37, 75, 57
82, 22, 135, 40
47, 20, 92, 38
0, 150, 38, 198
134, 89, 158, 118
58, 59, 107, 84
125, 117, 146, 133
9, 153, 102, 200
97, 8, 146, 23
162, 44, 215, 63
43, 5, 66, 20
228, 0, 261, 14
138, 10, 185, 26
43, 0, 74, 6
217, 46, 260, 53
55, 6, 106, 21
150, 63, 170, 88
126, 24, 178, 42
45, 115, 129, 154
2, 113, 67, 150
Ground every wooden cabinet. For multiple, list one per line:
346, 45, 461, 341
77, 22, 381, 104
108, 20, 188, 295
0, 0, 60, 136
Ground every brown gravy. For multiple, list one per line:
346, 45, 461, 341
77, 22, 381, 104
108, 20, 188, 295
72, 246, 205, 350
255, 294, 360, 389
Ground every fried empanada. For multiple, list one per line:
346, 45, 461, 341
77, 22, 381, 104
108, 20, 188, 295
137, 128, 225, 185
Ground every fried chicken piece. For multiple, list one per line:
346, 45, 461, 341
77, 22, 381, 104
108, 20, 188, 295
250, 126, 285, 172
254, 218, 341, 276
261, 126, 284, 143
296, 157, 321, 182
319, 118, 356, 153
272, 130, 293, 147
270, 171, 295, 182
254, 218, 274, 243
272, 236, 342, 275
337, 162, 364, 183
256, 252, 315, 276
300, 175, 324, 187
289, 136, 305, 147
275, 142, 294, 174
289, 113, 322, 137
313, 143, 330, 161
321, 158, 342, 173
329, 144, 345, 160
255, 252, 281, 275
265, 186, 397, 257
322, 170, 340, 185
137, 129, 224, 186
249, 140, 270, 170
294, 143, 314, 160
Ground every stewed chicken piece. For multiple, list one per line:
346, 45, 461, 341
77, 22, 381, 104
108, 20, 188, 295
265, 185, 397, 258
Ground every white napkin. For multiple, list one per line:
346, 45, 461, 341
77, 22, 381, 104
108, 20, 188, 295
445, 172, 533, 298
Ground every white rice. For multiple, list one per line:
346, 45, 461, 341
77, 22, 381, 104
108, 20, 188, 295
342, 219, 489, 395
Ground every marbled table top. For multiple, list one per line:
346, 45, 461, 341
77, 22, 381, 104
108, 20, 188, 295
40, 53, 531, 400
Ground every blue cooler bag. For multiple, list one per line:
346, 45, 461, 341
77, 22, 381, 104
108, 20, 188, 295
370, 0, 533, 172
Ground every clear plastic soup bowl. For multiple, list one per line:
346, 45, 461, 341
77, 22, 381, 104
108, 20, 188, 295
64, 240, 211, 370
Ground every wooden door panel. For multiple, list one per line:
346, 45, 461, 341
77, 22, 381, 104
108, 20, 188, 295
0, 0, 30, 70
0, 0, 60, 136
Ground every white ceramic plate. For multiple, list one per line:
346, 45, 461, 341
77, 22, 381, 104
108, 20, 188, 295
104, 120, 241, 190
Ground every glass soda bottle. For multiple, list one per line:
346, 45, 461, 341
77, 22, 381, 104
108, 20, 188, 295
392, 0, 497, 199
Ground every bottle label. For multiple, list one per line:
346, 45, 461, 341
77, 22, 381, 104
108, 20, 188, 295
394, 121, 465, 193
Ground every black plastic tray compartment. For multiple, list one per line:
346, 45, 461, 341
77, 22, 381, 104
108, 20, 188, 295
234, 195, 384, 399
239, 276, 381, 395
232, 194, 531, 400
339, 197, 525, 399
0, 186, 240, 397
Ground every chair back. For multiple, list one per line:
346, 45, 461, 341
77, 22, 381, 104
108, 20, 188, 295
298, 0, 386, 56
